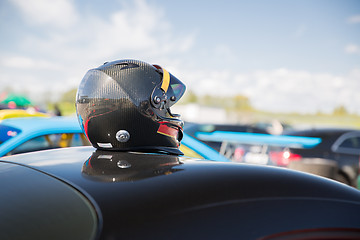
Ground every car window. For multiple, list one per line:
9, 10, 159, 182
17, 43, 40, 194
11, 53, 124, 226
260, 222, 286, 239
10, 135, 51, 155
332, 132, 360, 155
339, 137, 360, 149
71, 133, 91, 147
9, 133, 91, 156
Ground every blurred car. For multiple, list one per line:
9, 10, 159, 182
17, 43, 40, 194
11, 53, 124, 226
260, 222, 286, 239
1, 146, 360, 239
0, 116, 91, 157
0, 117, 229, 161
251, 120, 293, 135
188, 125, 360, 187
0, 109, 49, 121
184, 122, 270, 151
180, 133, 230, 161
281, 128, 360, 187
186, 123, 321, 164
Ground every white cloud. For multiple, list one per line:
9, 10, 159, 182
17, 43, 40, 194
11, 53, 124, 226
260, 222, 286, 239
3, 0, 359, 115
347, 15, 360, 24
10, 0, 78, 28
11, 0, 195, 63
85, 0, 195, 59
345, 44, 360, 54
0, 56, 61, 70
181, 67, 360, 114
1, 0, 195, 103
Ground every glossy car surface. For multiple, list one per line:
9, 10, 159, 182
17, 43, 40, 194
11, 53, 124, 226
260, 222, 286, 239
283, 128, 360, 187
0, 117, 228, 161
1, 146, 360, 239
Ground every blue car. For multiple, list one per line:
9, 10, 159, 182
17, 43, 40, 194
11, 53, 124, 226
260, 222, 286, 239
0, 117, 90, 157
0, 117, 229, 161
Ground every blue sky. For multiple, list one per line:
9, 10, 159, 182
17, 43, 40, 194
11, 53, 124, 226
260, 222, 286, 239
0, 0, 359, 114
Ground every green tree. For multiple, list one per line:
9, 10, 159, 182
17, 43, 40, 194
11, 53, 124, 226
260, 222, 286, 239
233, 95, 252, 111
333, 105, 348, 116
60, 88, 77, 103
179, 90, 198, 104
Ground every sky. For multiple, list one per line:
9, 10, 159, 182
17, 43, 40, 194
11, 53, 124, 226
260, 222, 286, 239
0, 0, 359, 114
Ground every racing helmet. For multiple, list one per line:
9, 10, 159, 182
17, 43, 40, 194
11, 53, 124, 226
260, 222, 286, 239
76, 59, 186, 155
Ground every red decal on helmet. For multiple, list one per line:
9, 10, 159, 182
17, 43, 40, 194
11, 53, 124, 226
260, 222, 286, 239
157, 122, 179, 139
84, 119, 89, 136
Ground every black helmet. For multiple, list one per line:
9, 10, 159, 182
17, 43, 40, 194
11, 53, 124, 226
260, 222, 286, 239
76, 59, 186, 155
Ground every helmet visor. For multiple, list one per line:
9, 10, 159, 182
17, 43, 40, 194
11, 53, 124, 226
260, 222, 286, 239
152, 65, 186, 108
167, 72, 186, 106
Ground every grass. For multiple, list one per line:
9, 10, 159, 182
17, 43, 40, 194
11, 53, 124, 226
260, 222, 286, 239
228, 110, 360, 129
48, 102, 76, 116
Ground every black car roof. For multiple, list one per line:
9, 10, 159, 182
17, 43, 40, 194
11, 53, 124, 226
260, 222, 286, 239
2, 146, 360, 239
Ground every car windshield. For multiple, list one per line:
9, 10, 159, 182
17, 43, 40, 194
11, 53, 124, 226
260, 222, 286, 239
0, 124, 21, 145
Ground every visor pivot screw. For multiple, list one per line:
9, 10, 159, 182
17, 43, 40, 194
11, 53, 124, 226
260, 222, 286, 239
170, 96, 176, 101
154, 96, 161, 104
116, 130, 130, 143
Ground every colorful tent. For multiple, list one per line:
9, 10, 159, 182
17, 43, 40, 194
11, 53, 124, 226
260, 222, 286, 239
0, 94, 32, 107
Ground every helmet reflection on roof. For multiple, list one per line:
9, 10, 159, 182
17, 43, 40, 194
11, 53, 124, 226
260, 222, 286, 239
76, 59, 186, 155
82, 150, 183, 182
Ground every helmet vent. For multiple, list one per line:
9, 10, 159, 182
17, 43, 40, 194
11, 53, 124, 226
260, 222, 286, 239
115, 63, 139, 70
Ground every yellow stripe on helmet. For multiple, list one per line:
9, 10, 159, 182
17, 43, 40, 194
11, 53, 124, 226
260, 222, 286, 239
160, 67, 170, 93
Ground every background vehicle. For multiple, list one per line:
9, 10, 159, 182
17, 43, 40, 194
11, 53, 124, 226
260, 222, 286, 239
282, 128, 360, 187
0, 109, 48, 121
0, 117, 90, 157
184, 122, 270, 152
185, 123, 321, 165
0, 117, 229, 161
1, 146, 360, 239
188, 124, 360, 187
180, 133, 230, 162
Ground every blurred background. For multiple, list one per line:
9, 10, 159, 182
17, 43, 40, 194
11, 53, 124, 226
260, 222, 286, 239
0, 0, 360, 128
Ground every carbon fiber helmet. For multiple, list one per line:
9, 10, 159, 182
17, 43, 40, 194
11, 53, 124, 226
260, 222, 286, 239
76, 59, 186, 155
